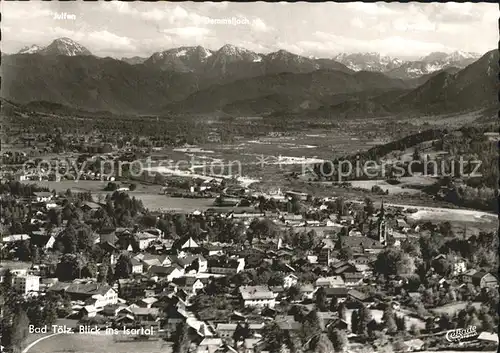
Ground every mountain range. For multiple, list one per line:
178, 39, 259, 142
334, 51, 481, 79
3, 37, 496, 117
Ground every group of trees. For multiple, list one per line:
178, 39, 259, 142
0, 274, 65, 353
260, 309, 349, 353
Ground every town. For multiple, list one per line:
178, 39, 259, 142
1, 151, 498, 352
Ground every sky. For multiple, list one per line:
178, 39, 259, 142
1, 1, 497, 59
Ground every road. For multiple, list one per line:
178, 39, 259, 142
22, 333, 63, 353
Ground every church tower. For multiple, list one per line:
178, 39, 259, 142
377, 201, 387, 246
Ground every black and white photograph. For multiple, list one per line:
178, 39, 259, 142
0, 1, 498, 353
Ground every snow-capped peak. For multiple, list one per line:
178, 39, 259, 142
18, 38, 92, 56
18, 45, 42, 54
175, 50, 187, 57
218, 44, 243, 56
447, 50, 481, 61
45, 38, 92, 56
215, 44, 261, 62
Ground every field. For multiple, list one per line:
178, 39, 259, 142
26, 333, 172, 353
396, 204, 497, 224
134, 193, 216, 212
430, 302, 483, 316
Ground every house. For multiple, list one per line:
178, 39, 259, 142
149, 265, 184, 281
324, 288, 349, 302
12, 275, 40, 295
202, 244, 225, 257
318, 239, 336, 265
173, 277, 207, 295
275, 316, 302, 332
354, 264, 373, 277
136, 232, 158, 250
215, 323, 238, 339
181, 237, 200, 250
315, 276, 345, 288
169, 254, 207, 273
472, 272, 498, 289
283, 274, 298, 288
477, 332, 499, 343
336, 236, 384, 254
50, 281, 118, 307
81, 202, 101, 213
433, 254, 466, 276
299, 284, 316, 300
331, 263, 358, 278
33, 192, 53, 203
131, 259, 143, 274
102, 304, 131, 317
80, 305, 98, 318
129, 306, 160, 322
197, 338, 223, 353
208, 258, 245, 275
461, 269, 477, 284
138, 297, 158, 308
347, 289, 372, 305
342, 273, 364, 286
239, 286, 276, 308
317, 312, 348, 331
395, 219, 411, 232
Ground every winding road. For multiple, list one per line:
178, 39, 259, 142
22, 333, 63, 353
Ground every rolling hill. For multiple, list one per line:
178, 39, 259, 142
1, 54, 203, 114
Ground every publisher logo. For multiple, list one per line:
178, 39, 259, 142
445, 326, 479, 342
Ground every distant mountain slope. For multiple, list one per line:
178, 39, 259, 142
396, 49, 498, 113
1, 54, 203, 114
334, 52, 403, 72
163, 69, 410, 114
121, 56, 148, 65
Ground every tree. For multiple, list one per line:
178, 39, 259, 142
310, 333, 334, 353
56, 254, 84, 281
409, 323, 420, 336
356, 305, 372, 336
302, 310, 321, 341
172, 322, 190, 353
114, 254, 132, 279
351, 309, 359, 334
466, 313, 481, 328
10, 308, 29, 353
339, 246, 353, 261
364, 197, 375, 216
481, 313, 495, 332
15, 240, 32, 262
374, 248, 415, 277
438, 313, 452, 330
383, 307, 397, 334
395, 316, 406, 333
262, 322, 286, 353
315, 287, 328, 311
329, 328, 348, 352
412, 148, 421, 161
2, 269, 13, 292
337, 302, 347, 321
